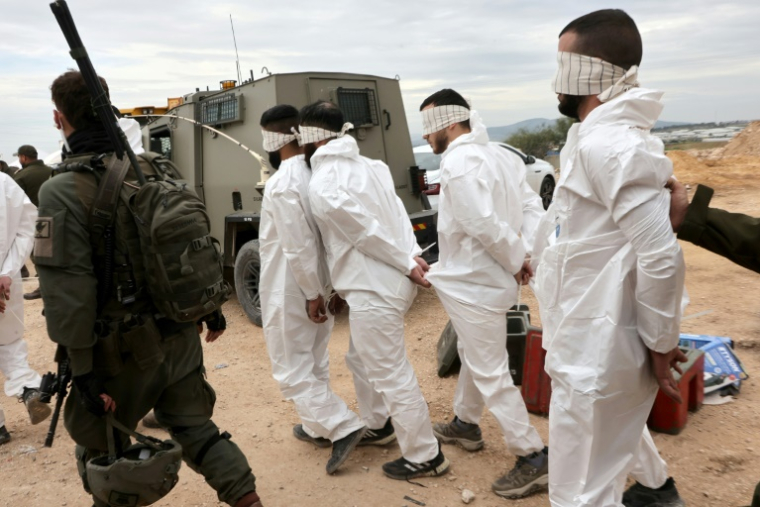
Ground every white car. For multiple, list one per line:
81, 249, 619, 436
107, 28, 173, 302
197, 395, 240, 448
413, 143, 556, 210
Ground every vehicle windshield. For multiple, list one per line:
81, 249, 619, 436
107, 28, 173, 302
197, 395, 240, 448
414, 152, 442, 171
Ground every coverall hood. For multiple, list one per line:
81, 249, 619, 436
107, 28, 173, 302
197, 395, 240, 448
442, 110, 490, 159
581, 88, 665, 134
310, 135, 360, 170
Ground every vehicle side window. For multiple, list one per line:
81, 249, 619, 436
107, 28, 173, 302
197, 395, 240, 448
149, 128, 173, 160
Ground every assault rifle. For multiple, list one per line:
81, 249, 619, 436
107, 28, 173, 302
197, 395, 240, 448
40, 346, 72, 447
49, 0, 146, 186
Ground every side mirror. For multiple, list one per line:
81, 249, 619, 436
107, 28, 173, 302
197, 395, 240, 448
526, 155, 536, 164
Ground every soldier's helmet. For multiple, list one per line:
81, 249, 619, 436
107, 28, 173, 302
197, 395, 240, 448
87, 416, 182, 506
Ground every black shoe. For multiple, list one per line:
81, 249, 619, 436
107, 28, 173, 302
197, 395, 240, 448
23, 287, 41, 300
326, 426, 367, 474
21, 387, 52, 425
382, 447, 450, 480
293, 424, 331, 448
623, 477, 685, 507
359, 418, 397, 447
0, 426, 10, 446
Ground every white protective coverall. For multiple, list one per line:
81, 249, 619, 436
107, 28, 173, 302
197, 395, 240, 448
533, 88, 685, 506
308, 135, 439, 464
0, 173, 40, 428
426, 111, 546, 457
259, 154, 365, 442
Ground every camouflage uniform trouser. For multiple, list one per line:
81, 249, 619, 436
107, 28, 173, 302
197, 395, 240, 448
64, 324, 256, 506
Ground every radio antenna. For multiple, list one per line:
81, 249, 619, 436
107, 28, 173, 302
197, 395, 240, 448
230, 14, 242, 85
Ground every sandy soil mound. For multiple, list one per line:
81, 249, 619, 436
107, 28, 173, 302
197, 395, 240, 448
669, 150, 760, 188
716, 121, 760, 158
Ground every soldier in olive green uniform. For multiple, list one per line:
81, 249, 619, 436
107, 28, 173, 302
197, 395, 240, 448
669, 180, 760, 507
36, 71, 262, 507
13, 145, 52, 299
13, 145, 53, 208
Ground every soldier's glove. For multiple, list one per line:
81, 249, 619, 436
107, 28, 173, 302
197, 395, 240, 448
73, 372, 108, 416
204, 309, 227, 332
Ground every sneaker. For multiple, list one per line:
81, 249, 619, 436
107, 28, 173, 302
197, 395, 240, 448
492, 448, 549, 499
0, 426, 10, 446
382, 447, 450, 480
21, 387, 52, 425
326, 426, 367, 474
433, 416, 484, 451
622, 477, 685, 507
359, 418, 397, 447
293, 424, 331, 448
23, 287, 42, 300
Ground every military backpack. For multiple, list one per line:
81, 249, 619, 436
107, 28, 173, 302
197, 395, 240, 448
90, 153, 230, 323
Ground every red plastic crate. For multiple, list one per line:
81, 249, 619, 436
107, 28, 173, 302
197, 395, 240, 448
647, 348, 705, 435
521, 326, 551, 415
520, 329, 705, 429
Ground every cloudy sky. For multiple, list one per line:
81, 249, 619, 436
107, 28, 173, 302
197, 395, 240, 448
1, 0, 758, 161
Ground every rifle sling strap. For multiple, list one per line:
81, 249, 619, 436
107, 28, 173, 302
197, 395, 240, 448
89, 155, 131, 245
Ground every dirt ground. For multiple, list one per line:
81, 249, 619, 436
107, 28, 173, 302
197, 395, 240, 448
2, 152, 760, 507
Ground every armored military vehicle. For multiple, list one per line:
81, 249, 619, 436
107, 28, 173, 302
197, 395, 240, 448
136, 72, 437, 325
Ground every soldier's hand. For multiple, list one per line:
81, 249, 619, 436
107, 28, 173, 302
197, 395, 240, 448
203, 310, 227, 343
73, 373, 114, 416
100, 394, 117, 413
666, 178, 689, 233
649, 347, 689, 404
308, 295, 328, 324
0, 275, 11, 301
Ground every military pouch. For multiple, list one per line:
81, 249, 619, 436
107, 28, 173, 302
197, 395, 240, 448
121, 316, 165, 370
92, 325, 124, 378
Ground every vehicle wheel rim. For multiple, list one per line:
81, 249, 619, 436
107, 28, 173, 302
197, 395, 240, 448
244, 260, 260, 309
541, 179, 555, 209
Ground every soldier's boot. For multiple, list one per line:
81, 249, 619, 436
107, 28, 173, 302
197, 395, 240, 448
23, 287, 42, 300
170, 420, 258, 506
235, 491, 263, 507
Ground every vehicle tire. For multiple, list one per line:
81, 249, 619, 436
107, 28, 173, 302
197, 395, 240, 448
234, 240, 263, 327
540, 175, 556, 210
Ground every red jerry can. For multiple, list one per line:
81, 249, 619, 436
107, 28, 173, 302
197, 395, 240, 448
647, 347, 705, 435
521, 326, 552, 416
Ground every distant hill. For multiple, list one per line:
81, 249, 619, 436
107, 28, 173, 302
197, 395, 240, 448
487, 118, 556, 143
411, 118, 691, 145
